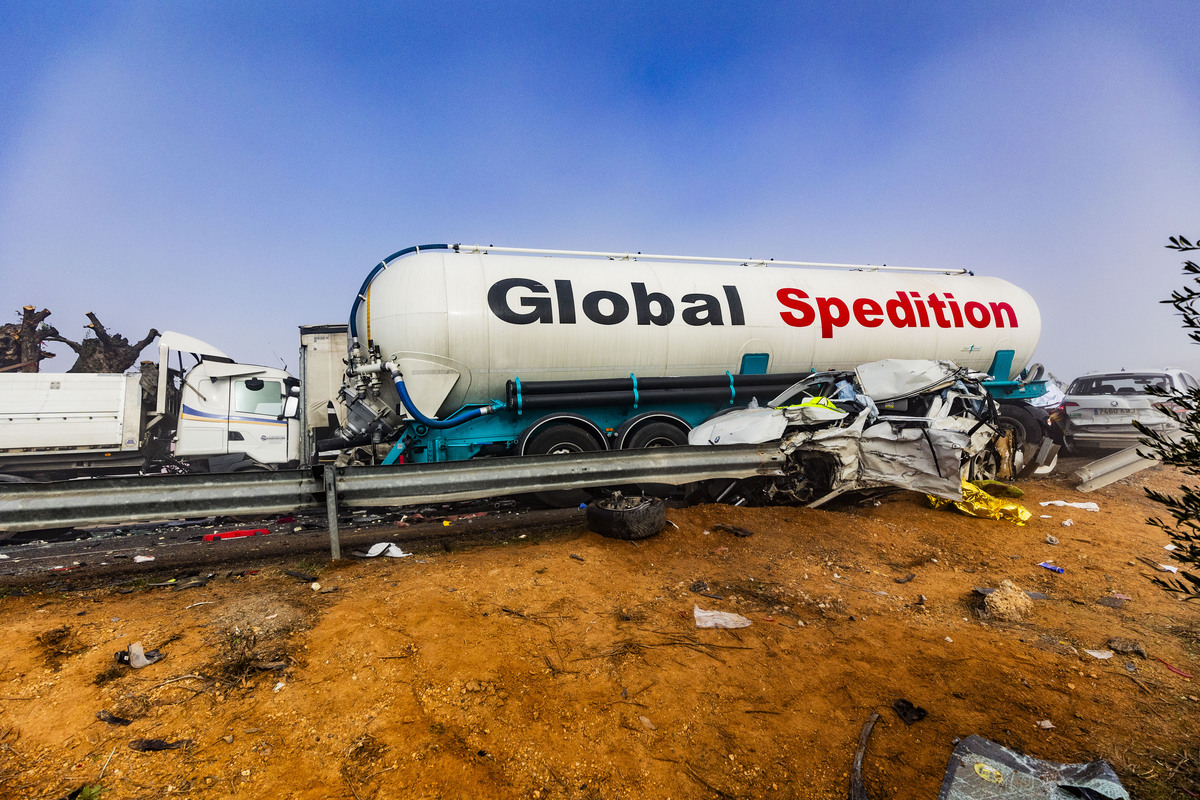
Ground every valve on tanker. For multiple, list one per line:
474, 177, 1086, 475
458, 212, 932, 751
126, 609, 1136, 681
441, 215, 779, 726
316, 340, 403, 452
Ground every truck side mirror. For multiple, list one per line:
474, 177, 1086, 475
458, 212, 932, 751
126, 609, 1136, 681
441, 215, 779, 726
282, 395, 300, 419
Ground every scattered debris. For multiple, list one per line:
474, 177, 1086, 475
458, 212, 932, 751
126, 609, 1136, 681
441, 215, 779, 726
203, 528, 269, 542
1061, 519, 1074, 527
1084, 649, 1114, 660
1154, 657, 1195, 679
1036, 719, 1055, 729
894, 573, 916, 584
129, 738, 192, 752
929, 480, 1032, 526
892, 699, 927, 725
358, 542, 412, 558
1039, 501, 1100, 512
1045, 535, 1059, 545
115, 641, 162, 669
132, 555, 154, 563
1138, 557, 1179, 573
975, 480, 1024, 498
284, 569, 318, 582
96, 710, 132, 726
1106, 637, 1147, 658
569, 554, 585, 562
937, 734, 1129, 800
849, 711, 880, 800
693, 605, 751, 629
1037, 562, 1064, 574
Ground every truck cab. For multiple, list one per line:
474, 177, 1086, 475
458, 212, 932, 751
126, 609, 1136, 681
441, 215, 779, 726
157, 333, 302, 472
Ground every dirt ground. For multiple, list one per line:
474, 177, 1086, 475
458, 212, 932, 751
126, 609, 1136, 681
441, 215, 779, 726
2, 464, 1198, 800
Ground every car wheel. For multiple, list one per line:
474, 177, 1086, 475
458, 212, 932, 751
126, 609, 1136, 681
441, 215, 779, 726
965, 450, 1001, 482
586, 494, 666, 540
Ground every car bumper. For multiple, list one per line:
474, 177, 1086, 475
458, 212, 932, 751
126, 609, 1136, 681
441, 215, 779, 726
1066, 424, 1178, 451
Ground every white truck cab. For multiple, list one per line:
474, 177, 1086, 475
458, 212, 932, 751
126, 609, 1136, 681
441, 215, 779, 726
159, 332, 301, 472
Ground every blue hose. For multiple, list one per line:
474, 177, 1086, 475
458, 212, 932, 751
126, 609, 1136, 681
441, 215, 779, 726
392, 374, 492, 429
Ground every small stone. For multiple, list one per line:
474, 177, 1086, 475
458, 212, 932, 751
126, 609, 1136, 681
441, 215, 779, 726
1106, 637, 1147, 658
639, 715, 657, 731
1037, 720, 1054, 730
223, 735, 234, 744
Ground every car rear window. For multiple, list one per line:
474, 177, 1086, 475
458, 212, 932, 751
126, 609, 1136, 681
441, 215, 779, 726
1067, 374, 1173, 395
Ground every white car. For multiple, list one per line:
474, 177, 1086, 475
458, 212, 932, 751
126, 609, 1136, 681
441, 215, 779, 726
1062, 368, 1196, 451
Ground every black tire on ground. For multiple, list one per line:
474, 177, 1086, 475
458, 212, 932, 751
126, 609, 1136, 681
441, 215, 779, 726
625, 422, 689, 449
524, 424, 604, 507
586, 495, 666, 540
996, 403, 1044, 449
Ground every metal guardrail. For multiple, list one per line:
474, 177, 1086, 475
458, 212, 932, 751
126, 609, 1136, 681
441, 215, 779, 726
1074, 446, 1158, 493
0, 470, 318, 532
0, 445, 785, 540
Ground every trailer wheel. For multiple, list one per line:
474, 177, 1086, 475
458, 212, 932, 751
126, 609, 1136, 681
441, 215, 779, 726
524, 424, 604, 507
586, 494, 666, 540
625, 422, 688, 449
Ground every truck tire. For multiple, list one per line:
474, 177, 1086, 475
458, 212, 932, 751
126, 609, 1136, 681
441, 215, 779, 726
624, 422, 688, 449
524, 424, 604, 507
996, 403, 1044, 449
586, 495, 666, 540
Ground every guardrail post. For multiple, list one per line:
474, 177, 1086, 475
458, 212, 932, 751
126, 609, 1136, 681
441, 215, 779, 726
324, 466, 341, 560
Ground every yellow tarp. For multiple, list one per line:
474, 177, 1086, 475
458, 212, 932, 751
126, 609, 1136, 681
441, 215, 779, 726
928, 480, 1032, 525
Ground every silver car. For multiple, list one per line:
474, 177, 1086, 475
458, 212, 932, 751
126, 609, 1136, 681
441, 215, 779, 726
1062, 368, 1196, 451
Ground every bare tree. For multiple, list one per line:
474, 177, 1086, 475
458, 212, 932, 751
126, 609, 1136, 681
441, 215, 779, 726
43, 312, 160, 373
0, 306, 55, 373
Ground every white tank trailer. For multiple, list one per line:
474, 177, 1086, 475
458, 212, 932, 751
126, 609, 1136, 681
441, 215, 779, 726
327, 244, 1051, 465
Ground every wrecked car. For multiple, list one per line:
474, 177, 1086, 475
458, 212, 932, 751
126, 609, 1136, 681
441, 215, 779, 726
688, 359, 1006, 506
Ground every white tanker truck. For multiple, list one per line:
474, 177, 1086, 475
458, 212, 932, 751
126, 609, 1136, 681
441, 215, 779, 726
322, 244, 1056, 471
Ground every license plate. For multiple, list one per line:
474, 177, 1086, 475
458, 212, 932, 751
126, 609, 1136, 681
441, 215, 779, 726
1096, 408, 1132, 415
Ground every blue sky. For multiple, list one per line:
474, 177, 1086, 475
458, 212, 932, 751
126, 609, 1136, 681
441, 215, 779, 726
3, 2, 1199, 382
